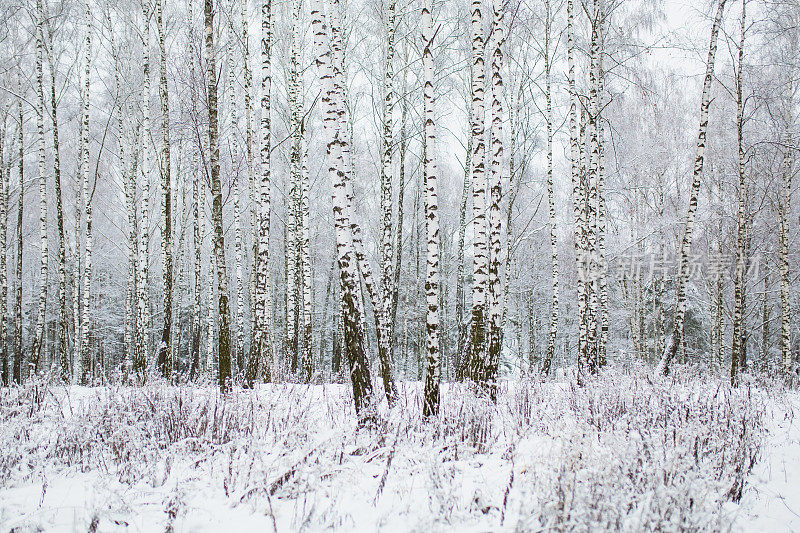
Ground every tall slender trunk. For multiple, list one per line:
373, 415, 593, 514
596, 11, 608, 368
287, 0, 301, 374
228, 5, 245, 376
187, 0, 202, 380
486, 0, 505, 397
242, 0, 257, 365
0, 125, 7, 386
586, 0, 601, 372
300, 124, 313, 381
206, 222, 216, 372
111, 21, 136, 378
422, 0, 440, 418
378, 0, 398, 404
14, 83, 23, 384
762, 273, 770, 371
543, 0, 557, 375
468, 0, 488, 383
79, 5, 93, 384
390, 44, 407, 339
567, 0, 586, 381
31, 0, 49, 374
657, 0, 727, 376
156, 0, 173, 379
134, 2, 152, 380
731, 0, 746, 385
246, 0, 275, 387
780, 102, 792, 377
455, 104, 472, 381
42, 18, 67, 380
312, 0, 374, 422
205, 0, 233, 391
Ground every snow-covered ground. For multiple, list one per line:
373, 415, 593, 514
736, 392, 800, 531
0, 367, 791, 531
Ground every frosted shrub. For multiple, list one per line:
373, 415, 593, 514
0, 366, 769, 531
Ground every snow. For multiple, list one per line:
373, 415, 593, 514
0, 367, 793, 531
736, 392, 800, 531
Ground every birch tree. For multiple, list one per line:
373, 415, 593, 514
422, 0, 440, 418
228, 5, 245, 375
31, 0, 49, 374
731, 0, 747, 384
205, 0, 233, 391
657, 0, 727, 376
42, 7, 68, 379
14, 80, 23, 384
543, 0, 558, 376
0, 120, 7, 385
779, 90, 792, 377
378, 0, 399, 403
300, 117, 313, 380
79, 4, 92, 383
156, 0, 173, 379
312, 0, 374, 421
134, 1, 152, 380
485, 0, 505, 397
468, 0, 488, 383
246, 0, 274, 387
287, 0, 301, 373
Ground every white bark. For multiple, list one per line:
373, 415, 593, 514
422, 0, 440, 418
657, 0, 727, 375
32, 0, 48, 374
468, 0, 488, 383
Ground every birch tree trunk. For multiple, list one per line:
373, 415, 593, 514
246, 0, 275, 387
205, 0, 233, 391
206, 225, 215, 372
300, 125, 314, 381
287, 0, 301, 374
42, 16, 68, 380
110, 20, 136, 378
0, 126, 7, 385
378, 0, 398, 403
134, 2, 152, 380
187, 0, 203, 381
485, 0, 505, 398
422, 0, 440, 418
79, 5, 92, 384
731, 0, 746, 385
31, 0, 49, 374
468, 0, 488, 384
331, 0, 393, 402
596, 12, 608, 368
312, 0, 374, 422
156, 0, 173, 379
780, 97, 792, 377
455, 104, 472, 381
14, 84, 23, 384
586, 0, 601, 373
229, 6, 245, 376
390, 46, 407, 336
242, 0, 257, 343
543, 0, 558, 376
567, 0, 587, 382
657, 0, 727, 376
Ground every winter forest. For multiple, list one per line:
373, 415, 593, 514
1, 0, 800, 529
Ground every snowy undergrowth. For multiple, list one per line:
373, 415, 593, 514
0, 365, 769, 531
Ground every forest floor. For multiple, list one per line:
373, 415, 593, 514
736, 392, 800, 530
0, 365, 795, 532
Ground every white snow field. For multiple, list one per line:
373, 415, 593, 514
0, 366, 794, 532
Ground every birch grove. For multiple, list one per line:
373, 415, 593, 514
0, 0, 797, 419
